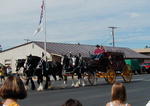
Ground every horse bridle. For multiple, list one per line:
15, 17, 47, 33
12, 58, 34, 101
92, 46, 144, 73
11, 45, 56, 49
36, 58, 44, 69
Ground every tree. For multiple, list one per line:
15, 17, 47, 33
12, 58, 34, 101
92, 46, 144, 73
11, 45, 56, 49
145, 45, 149, 48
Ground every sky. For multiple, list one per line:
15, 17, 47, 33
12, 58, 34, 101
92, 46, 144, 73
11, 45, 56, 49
0, 0, 150, 50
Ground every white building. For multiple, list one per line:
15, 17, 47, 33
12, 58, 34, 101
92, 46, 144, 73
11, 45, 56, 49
0, 42, 53, 73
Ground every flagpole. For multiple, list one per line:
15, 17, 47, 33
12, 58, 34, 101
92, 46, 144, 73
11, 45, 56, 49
43, 0, 47, 61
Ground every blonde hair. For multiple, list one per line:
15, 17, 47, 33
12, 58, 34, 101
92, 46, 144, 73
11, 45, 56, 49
111, 82, 126, 103
0, 76, 27, 100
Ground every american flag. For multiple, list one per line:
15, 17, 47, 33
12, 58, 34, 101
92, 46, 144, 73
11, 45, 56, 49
33, 0, 45, 36
39, 0, 44, 25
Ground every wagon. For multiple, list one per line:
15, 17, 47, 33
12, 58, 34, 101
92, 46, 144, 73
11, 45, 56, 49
86, 52, 133, 85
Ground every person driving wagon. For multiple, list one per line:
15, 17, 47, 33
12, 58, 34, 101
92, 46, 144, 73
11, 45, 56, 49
91, 45, 105, 60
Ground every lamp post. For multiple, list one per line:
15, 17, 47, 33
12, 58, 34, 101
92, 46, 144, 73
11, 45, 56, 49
108, 26, 118, 47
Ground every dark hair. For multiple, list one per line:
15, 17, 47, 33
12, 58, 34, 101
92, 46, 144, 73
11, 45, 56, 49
62, 98, 82, 106
111, 82, 126, 103
96, 45, 100, 47
0, 76, 27, 100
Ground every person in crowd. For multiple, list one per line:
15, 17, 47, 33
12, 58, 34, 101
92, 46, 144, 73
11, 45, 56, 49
62, 98, 82, 106
0, 67, 5, 83
92, 45, 105, 60
0, 76, 27, 106
6, 66, 12, 76
106, 82, 131, 106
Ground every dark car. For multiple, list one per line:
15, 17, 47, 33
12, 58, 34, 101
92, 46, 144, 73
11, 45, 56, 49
140, 62, 150, 73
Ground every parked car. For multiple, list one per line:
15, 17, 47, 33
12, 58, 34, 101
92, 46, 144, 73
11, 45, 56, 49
140, 62, 150, 73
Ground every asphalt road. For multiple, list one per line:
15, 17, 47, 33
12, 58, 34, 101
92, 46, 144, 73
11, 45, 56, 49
19, 74, 150, 106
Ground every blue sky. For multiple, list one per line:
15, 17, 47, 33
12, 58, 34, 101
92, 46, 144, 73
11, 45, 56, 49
0, 0, 150, 50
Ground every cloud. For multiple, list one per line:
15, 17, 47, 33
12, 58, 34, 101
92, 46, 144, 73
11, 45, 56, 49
129, 12, 140, 18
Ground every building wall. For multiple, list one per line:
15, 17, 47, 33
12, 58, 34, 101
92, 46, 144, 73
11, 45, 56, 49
134, 48, 150, 56
134, 48, 150, 62
0, 43, 52, 73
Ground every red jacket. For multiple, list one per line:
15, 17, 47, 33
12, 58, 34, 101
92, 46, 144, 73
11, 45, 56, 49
94, 48, 105, 55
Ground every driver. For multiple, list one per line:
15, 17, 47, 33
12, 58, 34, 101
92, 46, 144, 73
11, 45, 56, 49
92, 45, 105, 60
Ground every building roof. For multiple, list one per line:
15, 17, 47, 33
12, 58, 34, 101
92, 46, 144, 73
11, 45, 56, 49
34, 41, 150, 59
1, 41, 150, 59
134, 48, 150, 53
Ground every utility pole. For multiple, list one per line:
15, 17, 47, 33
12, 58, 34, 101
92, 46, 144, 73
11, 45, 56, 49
108, 26, 118, 47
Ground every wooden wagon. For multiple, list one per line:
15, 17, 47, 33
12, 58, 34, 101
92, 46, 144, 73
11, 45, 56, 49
86, 52, 133, 85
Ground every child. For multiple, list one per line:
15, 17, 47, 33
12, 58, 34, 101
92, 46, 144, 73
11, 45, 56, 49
106, 82, 131, 106
0, 76, 27, 106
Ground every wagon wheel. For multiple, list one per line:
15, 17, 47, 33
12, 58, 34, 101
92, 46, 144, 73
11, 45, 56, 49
122, 64, 133, 82
87, 72, 96, 85
105, 66, 116, 84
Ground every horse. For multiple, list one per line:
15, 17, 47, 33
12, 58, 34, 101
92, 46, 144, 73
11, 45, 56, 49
24, 55, 63, 91
47, 61, 63, 81
62, 53, 86, 87
23, 55, 41, 90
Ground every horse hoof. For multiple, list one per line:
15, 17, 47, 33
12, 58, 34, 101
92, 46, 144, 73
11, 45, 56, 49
25, 86, 29, 90
74, 85, 80, 88
74, 83, 80, 88
37, 89, 42, 92
37, 88, 43, 91
71, 84, 75, 87
60, 84, 67, 88
48, 85, 53, 89
82, 84, 86, 87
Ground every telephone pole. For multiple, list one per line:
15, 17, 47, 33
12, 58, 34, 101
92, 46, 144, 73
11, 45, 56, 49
108, 26, 118, 47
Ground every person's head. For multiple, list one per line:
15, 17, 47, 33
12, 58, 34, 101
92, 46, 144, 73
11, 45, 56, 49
62, 98, 82, 106
79, 53, 81, 57
0, 76, 27, 100
96, 44, 100, 48
100, 45, 104, 49
111, 82, 126, 103
69, 52, 73, 57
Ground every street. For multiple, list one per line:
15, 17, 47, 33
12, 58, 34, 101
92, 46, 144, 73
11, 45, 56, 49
19, 74, 150, 106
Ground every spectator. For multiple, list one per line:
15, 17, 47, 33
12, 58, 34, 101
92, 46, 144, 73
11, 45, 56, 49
62, 98, 82, 106
6, 66, 12, 76
0, 67, 5, 83
0, 76, 27, 106
106, 82, 131, 106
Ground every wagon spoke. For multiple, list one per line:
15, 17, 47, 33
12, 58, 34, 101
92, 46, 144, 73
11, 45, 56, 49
105, 66, 116, 84
88, 73, 96, 85
122, 64, 133, 82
